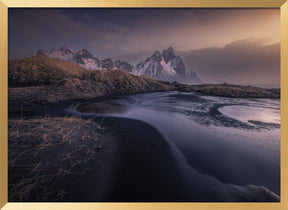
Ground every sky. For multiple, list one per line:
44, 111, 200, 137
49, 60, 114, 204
8, 8, 280, 87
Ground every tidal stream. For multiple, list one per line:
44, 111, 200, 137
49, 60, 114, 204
76, 91, 280, 199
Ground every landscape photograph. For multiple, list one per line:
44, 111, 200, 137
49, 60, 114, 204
8, 8, 280, 202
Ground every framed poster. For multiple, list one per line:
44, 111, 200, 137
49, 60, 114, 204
0, 0, 287, 209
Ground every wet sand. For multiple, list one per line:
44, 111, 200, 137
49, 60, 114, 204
101, 117, 185, 201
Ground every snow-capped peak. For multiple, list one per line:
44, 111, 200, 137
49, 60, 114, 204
135, 47, 186, 81
134, 46, 201, 83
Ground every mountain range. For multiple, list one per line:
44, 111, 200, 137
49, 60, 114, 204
38, 46, 201, 84
38, 47, 133, 73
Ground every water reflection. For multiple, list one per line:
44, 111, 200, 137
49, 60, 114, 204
219, 105, 280, 124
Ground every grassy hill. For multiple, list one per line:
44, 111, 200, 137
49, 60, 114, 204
8, 55, 175, 104
9, 55, 87, 87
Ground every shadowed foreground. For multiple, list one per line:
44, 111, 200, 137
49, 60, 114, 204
8, 115, 280, 202
8, 116, 116, 201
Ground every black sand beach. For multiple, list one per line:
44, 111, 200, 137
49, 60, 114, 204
102, 117, 185, 201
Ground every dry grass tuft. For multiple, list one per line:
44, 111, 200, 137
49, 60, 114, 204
8, 116, 105, 201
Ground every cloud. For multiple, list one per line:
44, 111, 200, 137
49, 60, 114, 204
179, 39, 280, 87
8, 9, 131, 57
9, 8, 280, 59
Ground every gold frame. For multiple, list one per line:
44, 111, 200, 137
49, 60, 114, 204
0, 0, 287, 209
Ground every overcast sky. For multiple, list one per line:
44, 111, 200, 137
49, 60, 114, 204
8, 8, 280, 87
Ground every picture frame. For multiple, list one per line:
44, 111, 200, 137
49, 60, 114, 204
0, 0, 287, 209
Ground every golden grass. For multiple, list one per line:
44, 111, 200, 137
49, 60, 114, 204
8, 116, 105, 201
8, 55, 87, 87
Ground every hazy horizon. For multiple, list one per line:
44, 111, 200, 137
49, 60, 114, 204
9, 8, 280, 87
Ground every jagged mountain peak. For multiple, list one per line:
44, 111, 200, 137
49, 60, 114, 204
167, 46, 174, 51
114, 60, 133, 73
162, 46, 175, 55
162, 47, 176, 63
114, 60, 122, 63
50, 46, 75, 54
58, 46, 76, 54
37, 50, 48, 55
50, 48, 57, 53
148, 50, 162, 62
153, 50, 161, 56
102, 58, 113, 62
135, 47, 183, 81
40, 46, 76, 60
76, 49, 95, 59
135, 46, 201, 84
101, 58, 114, 70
